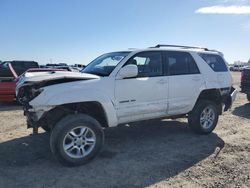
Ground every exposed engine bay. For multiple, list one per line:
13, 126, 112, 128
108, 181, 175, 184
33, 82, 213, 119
17, 78, 85, 104
16, 71, 99, 104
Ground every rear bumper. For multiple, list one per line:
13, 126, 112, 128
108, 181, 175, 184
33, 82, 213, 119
241, 85, 250, 94
224, 87, 237, 111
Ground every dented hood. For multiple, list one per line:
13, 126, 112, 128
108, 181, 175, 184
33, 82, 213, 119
16, 71, 99, 89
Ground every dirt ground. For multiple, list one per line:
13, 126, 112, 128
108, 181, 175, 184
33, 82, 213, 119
0, 72, 249, 188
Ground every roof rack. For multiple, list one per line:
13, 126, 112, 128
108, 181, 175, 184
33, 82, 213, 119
153, 44, 209, 51
152, 44, 223, 55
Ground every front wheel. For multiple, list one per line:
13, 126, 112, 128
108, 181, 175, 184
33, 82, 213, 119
188, 100, 219, 134
50, 114, 104, 166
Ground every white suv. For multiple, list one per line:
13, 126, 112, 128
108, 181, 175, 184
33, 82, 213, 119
16, 45, 237, 166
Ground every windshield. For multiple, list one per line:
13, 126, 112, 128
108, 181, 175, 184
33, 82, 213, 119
82, 52, 130, 76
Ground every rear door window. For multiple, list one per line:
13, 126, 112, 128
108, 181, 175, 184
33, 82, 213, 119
199, 53, 228, 72
165, 51, 200, 76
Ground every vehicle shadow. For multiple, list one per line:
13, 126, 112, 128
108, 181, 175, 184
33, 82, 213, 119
0, 102, 22, 111
0, 120, 224, 188
232, 103, 250, 119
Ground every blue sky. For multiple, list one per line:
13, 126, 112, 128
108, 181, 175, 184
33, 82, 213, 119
0, 0, 249, 65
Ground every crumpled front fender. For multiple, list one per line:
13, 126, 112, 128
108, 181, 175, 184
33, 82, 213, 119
29, 87, 118, 127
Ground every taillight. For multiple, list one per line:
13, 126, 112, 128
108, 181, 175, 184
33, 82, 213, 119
241, 71, 245, 82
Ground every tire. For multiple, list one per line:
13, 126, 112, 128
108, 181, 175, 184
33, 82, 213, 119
41, 125, 51, 132
50, 114, 104, 166
247, 94, 250, 102
188, 100, 219, 134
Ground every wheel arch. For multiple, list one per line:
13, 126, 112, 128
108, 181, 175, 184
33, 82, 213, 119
193, 89, 223, 114
40, 101, 111, 130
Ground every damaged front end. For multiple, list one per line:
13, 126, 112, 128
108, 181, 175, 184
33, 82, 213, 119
17, 84, 52, 132
16, 71, 99, 132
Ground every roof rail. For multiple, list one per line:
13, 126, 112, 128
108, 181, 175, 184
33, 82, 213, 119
153, 44, 209, 51
152, 44, 223, 55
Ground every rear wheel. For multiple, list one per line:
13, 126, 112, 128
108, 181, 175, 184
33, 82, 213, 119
50, 114, 104, 166
188, 100, 219, 134
247, 94, 250, 102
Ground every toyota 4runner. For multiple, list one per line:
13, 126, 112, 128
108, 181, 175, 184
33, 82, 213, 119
16, 45, 237, 166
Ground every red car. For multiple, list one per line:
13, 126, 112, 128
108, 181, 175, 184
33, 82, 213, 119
0, 63, 69, 102
0, 63, 18, 102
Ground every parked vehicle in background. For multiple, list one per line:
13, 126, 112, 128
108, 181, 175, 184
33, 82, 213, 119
27, 68, 71, 73
45, 65, 75, 72
231, 64, 245, 71
0, 78, 16, 102
0, 63, 18, 102
16, 44, 237, 166
70, 67, 81, 72
0, 61, 39, 77
228, 65, 234, 71
71, 64, 86, 71
41, 63, 80, 72
240, 66, 249, 72
0, 63, 70, 102
231, 65, 238, 71
241, 67, 250, 102
46, 63, 68, 67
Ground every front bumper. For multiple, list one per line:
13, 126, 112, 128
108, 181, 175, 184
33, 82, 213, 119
23, 105, 39, 128
224, 87, 237, 111
23, 105, 50, 129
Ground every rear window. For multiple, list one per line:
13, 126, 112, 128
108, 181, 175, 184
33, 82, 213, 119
24, 62, 39, 68
199, 53, 228, 72
11, 61, 38, 68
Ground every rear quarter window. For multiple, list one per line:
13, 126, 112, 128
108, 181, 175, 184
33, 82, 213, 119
199, 53, 228, 72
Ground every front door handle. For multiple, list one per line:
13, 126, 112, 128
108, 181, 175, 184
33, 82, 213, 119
192, 77, 201, 82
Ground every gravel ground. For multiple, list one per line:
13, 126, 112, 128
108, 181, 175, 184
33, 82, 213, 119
0, 72, 249, 188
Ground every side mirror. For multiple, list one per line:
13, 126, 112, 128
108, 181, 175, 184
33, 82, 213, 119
117, 64, 138, 79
